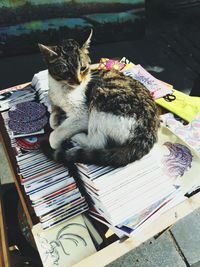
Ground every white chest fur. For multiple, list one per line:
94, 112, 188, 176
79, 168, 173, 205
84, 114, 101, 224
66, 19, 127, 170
48, 74, 88, 116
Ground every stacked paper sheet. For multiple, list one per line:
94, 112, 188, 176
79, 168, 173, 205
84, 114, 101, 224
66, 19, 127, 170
31, 70, 51, 111
81, 126, 200, 237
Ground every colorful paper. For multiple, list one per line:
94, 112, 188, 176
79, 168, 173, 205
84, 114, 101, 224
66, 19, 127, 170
98, 58, 125, 71
161, 112, 200, 154
122, 64, 173, 99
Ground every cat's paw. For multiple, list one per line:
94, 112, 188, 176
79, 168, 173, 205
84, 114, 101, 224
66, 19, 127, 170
49, 131, 61, 149
49, 112, 60, 130
61, 139, 75, 150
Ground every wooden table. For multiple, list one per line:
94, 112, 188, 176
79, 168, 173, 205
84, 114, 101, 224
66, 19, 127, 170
1, 110, 200, 266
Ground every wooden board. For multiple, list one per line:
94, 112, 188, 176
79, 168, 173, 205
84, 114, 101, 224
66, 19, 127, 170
0, 115, 34, 228
0, 189, 11, 267
74, 193, 200, 266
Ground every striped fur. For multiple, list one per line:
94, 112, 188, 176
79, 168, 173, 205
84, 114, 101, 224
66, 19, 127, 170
39, 32, 160, 169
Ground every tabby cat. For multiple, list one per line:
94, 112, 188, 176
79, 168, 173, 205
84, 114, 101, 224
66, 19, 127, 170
39, 30, 160, 169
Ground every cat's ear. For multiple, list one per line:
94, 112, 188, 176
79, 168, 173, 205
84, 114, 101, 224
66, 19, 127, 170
38, 44, 58, 60
81, 29, 93, 54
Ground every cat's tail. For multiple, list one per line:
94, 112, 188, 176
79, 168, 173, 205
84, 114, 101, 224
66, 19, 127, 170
64, 140, 154, 167
40, 133, 156, 169
40, 141, 80, 178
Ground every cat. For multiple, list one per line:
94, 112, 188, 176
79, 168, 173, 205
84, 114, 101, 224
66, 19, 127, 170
39, 30, 160, 170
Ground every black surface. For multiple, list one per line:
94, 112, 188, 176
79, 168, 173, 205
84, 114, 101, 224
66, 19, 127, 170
0, 2, 200, 89
1, 184, 42, 267
1, 7, 200, 95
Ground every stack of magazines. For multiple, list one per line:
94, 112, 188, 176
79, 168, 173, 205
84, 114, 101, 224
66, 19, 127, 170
30, 63, 200, 238
77, 131, 187, 238
78, 123, 200, 237
1, 86, 88, 230
0, 83, 36, 112
31, 70, 51, 111
17, 150, 88, 229
3, 60, 200, 237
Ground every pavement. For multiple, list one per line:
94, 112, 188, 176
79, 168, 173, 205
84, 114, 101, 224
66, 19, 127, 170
107, 209, 200, 267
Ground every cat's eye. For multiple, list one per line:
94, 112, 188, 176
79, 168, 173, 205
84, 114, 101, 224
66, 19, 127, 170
80, 66, 88, 72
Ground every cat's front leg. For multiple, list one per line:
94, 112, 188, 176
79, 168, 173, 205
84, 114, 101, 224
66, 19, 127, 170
71, 132, 106, 149
49, 127, 67, 149
49, 106, 62, 129
49, 116, 88, 149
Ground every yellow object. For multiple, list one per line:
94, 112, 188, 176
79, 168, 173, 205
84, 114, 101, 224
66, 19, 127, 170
105, 229, 114, 238
155, 89, 200, 122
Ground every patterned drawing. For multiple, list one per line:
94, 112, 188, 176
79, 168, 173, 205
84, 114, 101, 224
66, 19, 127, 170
162, 142, 193, 178
37, 223, 87, 265
32, 215, 96, 267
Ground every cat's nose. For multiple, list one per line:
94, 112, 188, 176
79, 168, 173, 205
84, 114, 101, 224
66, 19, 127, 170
76, 77, 82, 85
